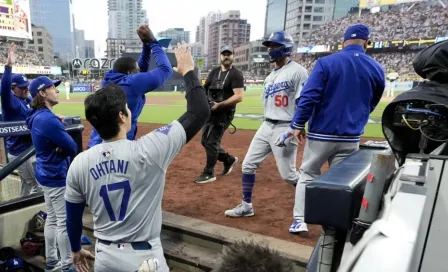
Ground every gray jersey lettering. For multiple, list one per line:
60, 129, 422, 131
65, 120, 186, 242
262, 61, 309, 121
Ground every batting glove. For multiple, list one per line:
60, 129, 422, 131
274, 128, 294, 147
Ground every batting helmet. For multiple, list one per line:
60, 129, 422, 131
32, 211, 46, 232
262, 31, 294, 62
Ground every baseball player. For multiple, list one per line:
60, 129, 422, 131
87, 25, 173, 148
64, 42, 210, 272
0, 43, 41, 196
225, 32, 308, 218
26, 76, 79, 272
287, 24, 385, 236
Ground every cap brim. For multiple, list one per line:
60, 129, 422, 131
16, 82, 30, 88
53, 80, 61, 88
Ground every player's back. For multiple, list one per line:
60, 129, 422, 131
67, 121, 186, 243
263, 61, 308, 121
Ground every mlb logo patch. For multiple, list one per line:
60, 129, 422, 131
102, 151, 111, 158
155, 124, 173, 135
117, 244, 126, 249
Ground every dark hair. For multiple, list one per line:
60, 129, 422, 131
217, 241, 294, 272
84, 83, 128, 140
30, 93, 47, 110
113, 57, 138, 74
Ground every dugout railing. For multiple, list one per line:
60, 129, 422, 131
0, 116, 84, 269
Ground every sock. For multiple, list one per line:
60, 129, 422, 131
242, 173, 255, 203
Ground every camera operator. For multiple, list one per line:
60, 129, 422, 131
195, 45, 244, 184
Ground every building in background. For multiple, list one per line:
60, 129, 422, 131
207, 10, 251, 68
196, 11, 223, 55
333, 0, 359, 19
107, 0, 148, 39
264, 0, 288, 38
107, 0, 148, 58
30, 0, 75, 61
157, 28, 190, 46
284, 0, 334, 45
85, 40, 96, 58
28, 25, 54, 65
106, 38, 142, 58
234, 40, 270, 77
75, 29, 86, 58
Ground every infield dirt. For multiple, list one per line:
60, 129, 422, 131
81, 120, 381, 247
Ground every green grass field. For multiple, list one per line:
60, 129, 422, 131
54, 87, 388, 138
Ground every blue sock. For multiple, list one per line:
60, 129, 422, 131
242, 173, 255, 203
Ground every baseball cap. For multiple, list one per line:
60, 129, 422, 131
6, 257, 25, 270
11, 74, 29, 88
29, 76, 61, 98
220, 45, 234, 54
344, 24, 370, 42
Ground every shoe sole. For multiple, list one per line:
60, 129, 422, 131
195, 177, 217, 184
224, 211, 254, 218
223, 157, 239, 176
290, 230, 309, 238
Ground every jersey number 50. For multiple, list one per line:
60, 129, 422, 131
99, 180, 131, 221
274, 94, 289, 107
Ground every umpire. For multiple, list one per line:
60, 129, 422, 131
195, 45, 244, 184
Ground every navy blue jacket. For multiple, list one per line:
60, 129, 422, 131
0, 66, 33, 156
291, 44, 385, 142
26, 109, 77, 187
87, 42, 173, 148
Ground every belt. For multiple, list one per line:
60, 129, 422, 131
98, 239, 152, 250
264, 118, 291, 124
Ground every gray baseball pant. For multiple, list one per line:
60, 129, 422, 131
7, 153, 41, 196
42, 186, 73, 271
293, 139, 359, 221
94, 238, 169, 272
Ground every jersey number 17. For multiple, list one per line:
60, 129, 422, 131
99, 180, 131, 221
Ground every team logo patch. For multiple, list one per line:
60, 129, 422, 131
155, 124, 173, 135
102, 151, 111, 158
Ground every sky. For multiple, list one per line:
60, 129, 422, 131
72, 0, 267, 57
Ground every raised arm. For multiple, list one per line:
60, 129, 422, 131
1, 43, 20, 110
129, 25, 173, 95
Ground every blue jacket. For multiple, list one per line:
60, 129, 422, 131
87, 42, 173, 148
291, 44, 385, 142
26, 108, 77, 187
0, 66, 33, 156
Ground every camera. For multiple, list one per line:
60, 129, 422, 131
208, 88, 225, 104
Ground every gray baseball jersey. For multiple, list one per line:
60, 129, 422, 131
65, 120, 186, 242
262, 61, 309, 121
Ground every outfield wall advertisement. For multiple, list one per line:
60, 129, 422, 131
0, 65, 62, 75
359, 0, 422, 8
0, 0, 32, 39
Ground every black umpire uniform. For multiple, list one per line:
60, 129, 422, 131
195, 45, 245, 184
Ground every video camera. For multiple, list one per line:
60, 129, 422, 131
392, 101, 448, 153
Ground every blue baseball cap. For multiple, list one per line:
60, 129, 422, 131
344, 24, 370, 42
11, 73, 30, 88
7, 257, 25, 270
29, 76, 61, 98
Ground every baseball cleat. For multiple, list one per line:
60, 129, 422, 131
44, 261, 62, 272
225, 201, 254, 217
195, 173, 217, 184
222, 157, 239, 176
289, 219, 309, 237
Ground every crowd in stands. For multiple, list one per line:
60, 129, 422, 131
0, 40, 52, 66
295, 51, 420, 81
302, 1, 447, 46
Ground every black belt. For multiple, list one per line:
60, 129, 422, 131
98, 239, 152, 250
264, 118, 291, 124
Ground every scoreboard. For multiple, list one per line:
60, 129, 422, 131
0, 1, 14, 32
0, 0, 31, 39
